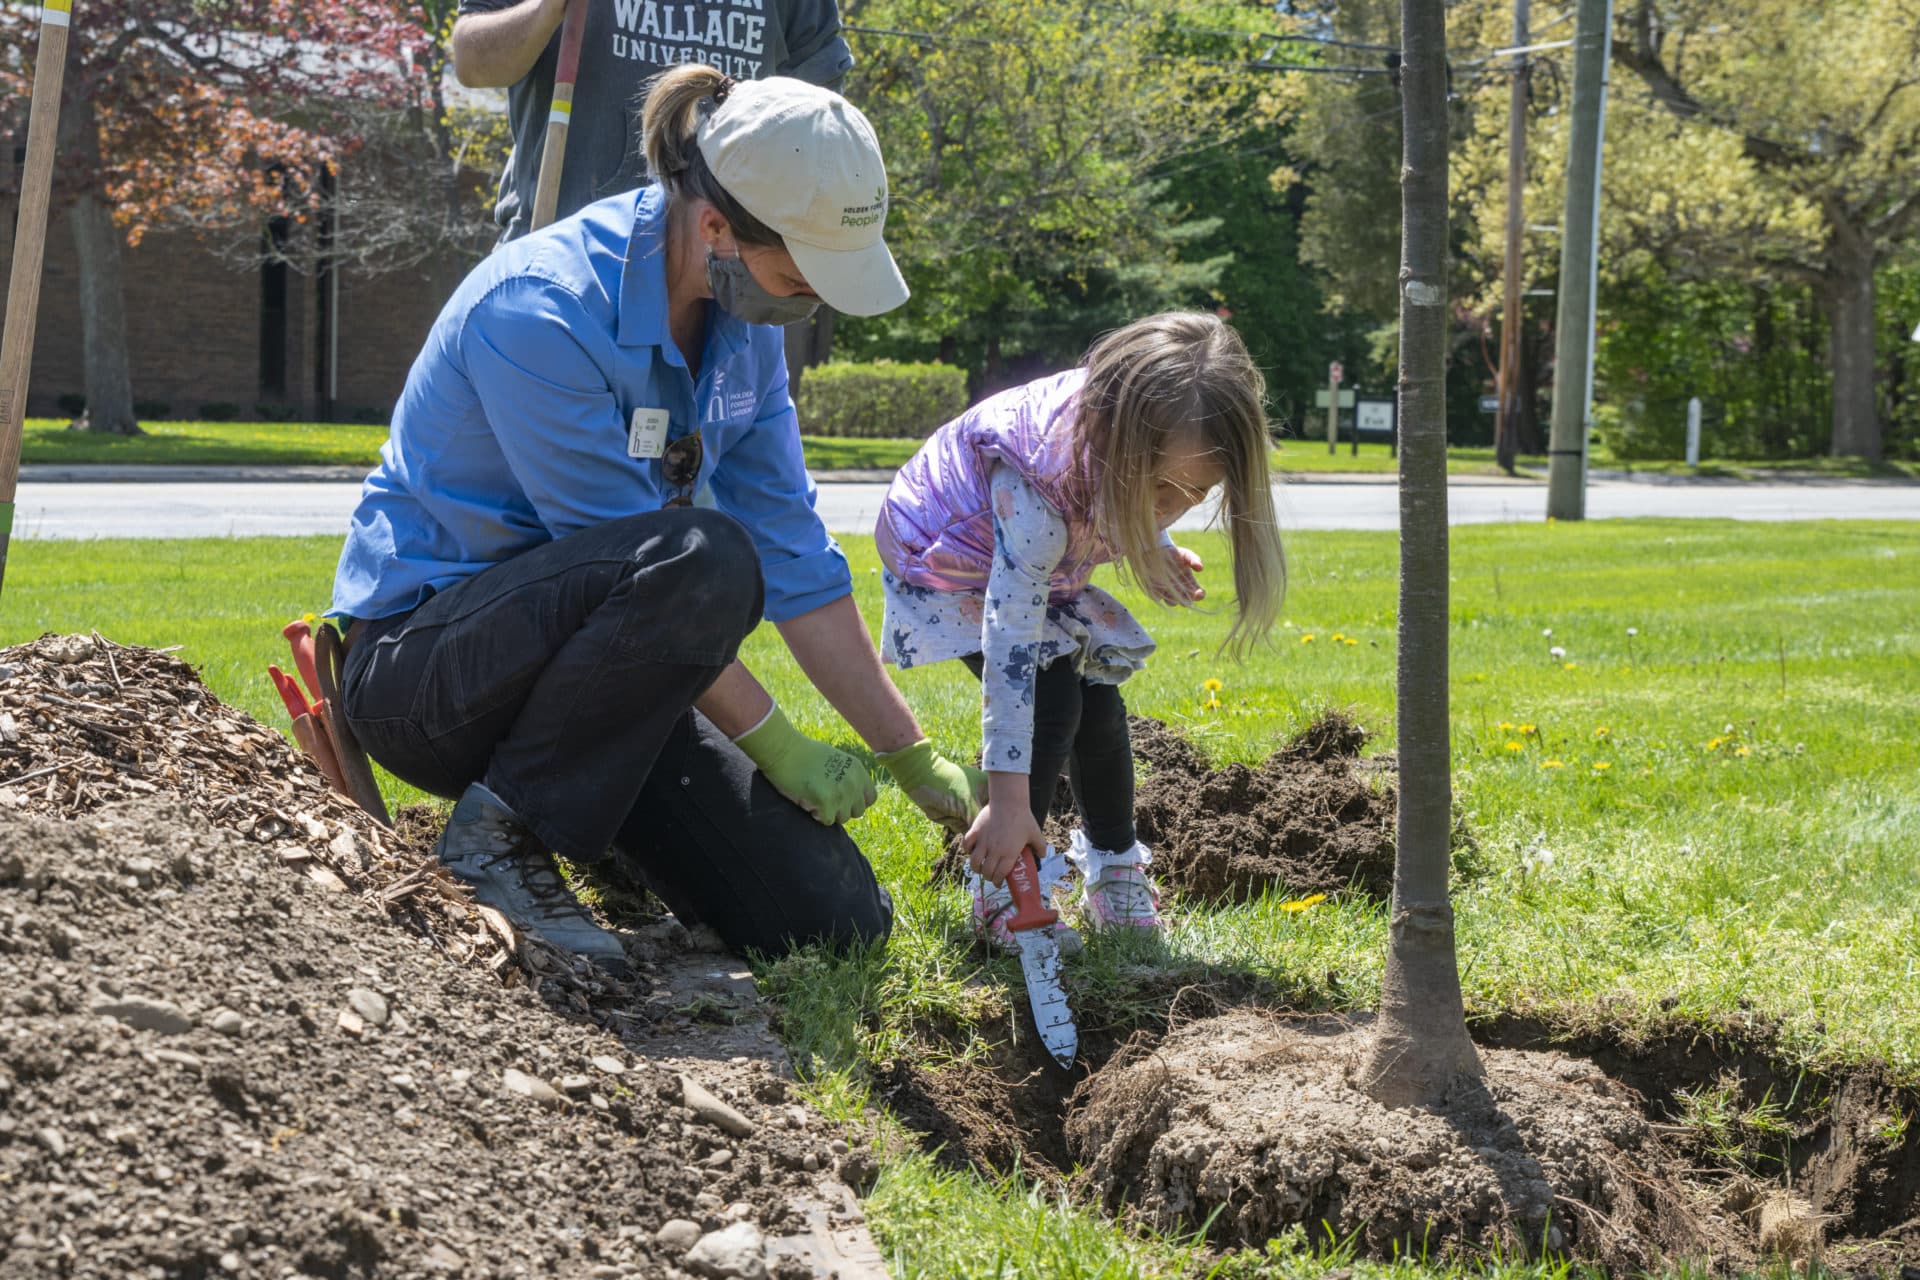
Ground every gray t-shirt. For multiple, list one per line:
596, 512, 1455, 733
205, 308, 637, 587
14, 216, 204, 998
460, 0, 854, 242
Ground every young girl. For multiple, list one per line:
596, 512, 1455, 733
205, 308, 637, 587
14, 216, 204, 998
876, 312, 1285, 943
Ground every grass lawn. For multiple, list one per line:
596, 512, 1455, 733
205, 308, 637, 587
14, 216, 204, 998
38, 416, 1904, 481
4, 522, 1917, 1277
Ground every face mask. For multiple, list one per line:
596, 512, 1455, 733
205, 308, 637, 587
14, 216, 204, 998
706, 249, 820, 326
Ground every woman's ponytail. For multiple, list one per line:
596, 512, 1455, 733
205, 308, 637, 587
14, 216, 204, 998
636, 66, 779, 246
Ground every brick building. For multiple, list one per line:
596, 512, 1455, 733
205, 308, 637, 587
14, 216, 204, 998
0, 178, 482, 425
0, 60, 502, 426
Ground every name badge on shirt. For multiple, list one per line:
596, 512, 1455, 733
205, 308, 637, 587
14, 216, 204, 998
627, 408, 670, 460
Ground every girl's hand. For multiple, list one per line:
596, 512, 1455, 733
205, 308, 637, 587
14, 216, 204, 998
1154, 543, 1206, 604
963, 781, 1047, 886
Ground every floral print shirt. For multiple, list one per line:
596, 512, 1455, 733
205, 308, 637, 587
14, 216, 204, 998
881, 465, 1156, 773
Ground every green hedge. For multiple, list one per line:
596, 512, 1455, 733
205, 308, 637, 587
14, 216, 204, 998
793, 360, 968, 439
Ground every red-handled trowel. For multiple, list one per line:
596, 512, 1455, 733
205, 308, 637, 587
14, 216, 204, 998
1005, 848, 1078, 1069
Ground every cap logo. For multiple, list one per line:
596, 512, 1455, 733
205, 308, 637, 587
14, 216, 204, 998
840, 185, 887, 230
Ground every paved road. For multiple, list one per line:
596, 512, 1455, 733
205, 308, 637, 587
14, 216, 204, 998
10, 477, 1916, 541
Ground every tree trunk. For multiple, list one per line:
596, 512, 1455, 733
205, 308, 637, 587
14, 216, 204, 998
1824, 219, 1881, 462
1357, 0, 1484, 1110
62, 98, 139, 437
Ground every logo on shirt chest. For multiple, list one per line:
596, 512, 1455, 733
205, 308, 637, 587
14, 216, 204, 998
703, 367, 758, 425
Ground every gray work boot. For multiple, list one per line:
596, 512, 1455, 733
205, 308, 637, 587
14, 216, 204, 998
433, 783, 630, 978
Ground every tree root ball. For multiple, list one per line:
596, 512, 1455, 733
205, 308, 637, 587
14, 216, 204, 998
1067, 1011, 1736, 1271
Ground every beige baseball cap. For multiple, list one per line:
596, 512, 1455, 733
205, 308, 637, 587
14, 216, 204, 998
697, 77, 908, 317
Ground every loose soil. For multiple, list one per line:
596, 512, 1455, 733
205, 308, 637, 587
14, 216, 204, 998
932, 711, 1402, 906
883, 994, 1920, 1274
1069, 1011, 1730, 1271
1129, 711, 1399, 903
0, 635, 884, 1278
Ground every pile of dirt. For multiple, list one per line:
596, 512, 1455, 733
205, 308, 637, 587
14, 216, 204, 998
1, 802, 857, 1276
930, 711, 1400, 905
0, 636, 886, 1277
1130, 710, 1398, 903
1067, 1011, 1742, 1271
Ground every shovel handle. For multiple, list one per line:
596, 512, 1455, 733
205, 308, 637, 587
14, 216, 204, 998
1005, 848, 1058, 932
282, 619, 322, 705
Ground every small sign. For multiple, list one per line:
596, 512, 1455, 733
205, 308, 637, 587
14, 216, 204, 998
1356, 400, 1395, 434
1314, 389, 1357, 409
1478, 395, 1500, 414
1329, 361, 1344, 385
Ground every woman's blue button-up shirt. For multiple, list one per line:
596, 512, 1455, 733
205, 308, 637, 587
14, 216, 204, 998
331, 185, 850, 624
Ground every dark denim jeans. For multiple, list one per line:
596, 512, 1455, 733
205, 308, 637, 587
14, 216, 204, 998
341, 508, 892, 957
962, 653, 1136, 851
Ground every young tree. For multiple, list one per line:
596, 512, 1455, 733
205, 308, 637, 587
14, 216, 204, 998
0, 2, 409, 435
1356, 0, 1485, 1109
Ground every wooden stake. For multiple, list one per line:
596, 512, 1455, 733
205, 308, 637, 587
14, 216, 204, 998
0, 0, 76, 596
529, 0, 590, 231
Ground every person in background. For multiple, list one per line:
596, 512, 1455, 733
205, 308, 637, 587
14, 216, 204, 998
452, 0, 853, 244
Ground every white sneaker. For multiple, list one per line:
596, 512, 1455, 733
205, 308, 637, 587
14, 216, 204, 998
1067, 830, 1166, 934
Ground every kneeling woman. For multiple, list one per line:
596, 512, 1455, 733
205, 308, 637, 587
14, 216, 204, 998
330, 69, 980, 974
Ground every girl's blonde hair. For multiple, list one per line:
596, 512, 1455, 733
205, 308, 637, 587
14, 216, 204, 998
638, 66, 783, 248
1071, 312, 1286, 654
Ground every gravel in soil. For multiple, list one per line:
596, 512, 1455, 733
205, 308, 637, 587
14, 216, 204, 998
0, 636, 879, 1278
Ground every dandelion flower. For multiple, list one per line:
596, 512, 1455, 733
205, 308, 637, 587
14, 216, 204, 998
1541, 759, 1565, 769
1592, 761, 1612, 772
1519, 723, 1538, 735
1301, 634, 1316, 643
1626, 627, 1638, 637
1734, 745, 1751, 757
1498, 721, 1516, 730
1278, 893, 1327, 913
1563, 662, 1578, 670
1202, 678, 1223, 693
1593, 727, 1609, 738
1332, 632, 1346, 642
1542, 628, 1553, 638
1505, 741, 1524, 752
1343, 637, 1359, 646
1549, 646, 1567, 659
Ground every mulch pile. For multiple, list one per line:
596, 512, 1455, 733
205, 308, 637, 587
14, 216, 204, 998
0, 631, 621, 1011
0, 634, 874, 1278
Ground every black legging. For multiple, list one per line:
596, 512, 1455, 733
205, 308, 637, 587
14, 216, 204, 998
340, 507, 892, 958
961, 654, 1137, 851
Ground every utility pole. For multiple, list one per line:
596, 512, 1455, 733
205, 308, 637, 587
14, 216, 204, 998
1326, 360, 1343, 454
1545, 0, 1613, 520
1493, 0, 1530, 475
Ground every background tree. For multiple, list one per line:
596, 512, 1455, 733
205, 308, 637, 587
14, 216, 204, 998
835, 0, 1303, 391
1608, 0, 1920, 461
0, 2, 409, 435
1358, 0, 1483, 1107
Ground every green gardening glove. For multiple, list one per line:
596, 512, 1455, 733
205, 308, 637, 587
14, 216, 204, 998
876, 739, 988, 835
735, 705, 878, 827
